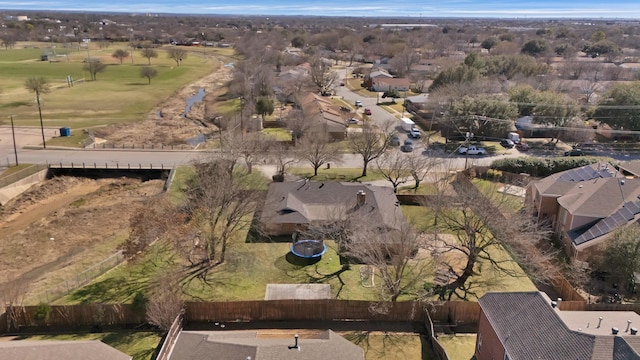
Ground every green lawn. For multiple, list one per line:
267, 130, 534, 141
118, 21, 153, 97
12, 332, 161, 360
290, 167, 387, 182
0, 43, 217, 129
343, 332, 428, 360
262, 127, 292, 141
472, 179, 523, 213
437, 334, 477, 360
401, 205, 536, 300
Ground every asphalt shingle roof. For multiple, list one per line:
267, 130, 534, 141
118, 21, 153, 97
0, 340, 132, 360
170, 330, 364, 360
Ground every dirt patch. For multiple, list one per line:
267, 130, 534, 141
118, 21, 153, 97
0, 176, 165, 300
93, 63, 232, 147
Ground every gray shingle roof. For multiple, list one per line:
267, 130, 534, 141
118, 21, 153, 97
261, 181, 404, 232
0, 340, 132, 360
479, 292, 596, 359
480, 292, 640, 360
170, 330, 364, 360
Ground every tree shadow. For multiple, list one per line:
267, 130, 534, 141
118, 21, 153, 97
125, 82, 149, 86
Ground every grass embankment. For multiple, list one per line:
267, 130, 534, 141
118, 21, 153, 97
14, 332, 161, 360
437, 334, 477, 360
0, 43, 215, 130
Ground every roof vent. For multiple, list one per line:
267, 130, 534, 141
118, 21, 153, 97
612, 327, 619, 335
631, 328, 638, 335
551, 301, 557, 308
627, 320, 632, 332
598, 317, 603, 328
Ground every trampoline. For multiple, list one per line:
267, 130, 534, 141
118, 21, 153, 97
290, 239, 327, 258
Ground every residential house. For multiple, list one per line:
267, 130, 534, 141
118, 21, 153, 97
298, 93, 347, 140
528, 162, 640, 261
0, 340, 132, 360
362, 68, 392, 88
169, 330, 364, 360
370, 77, 411, 93
476, 291, 640, 360
260, 181, 404, 236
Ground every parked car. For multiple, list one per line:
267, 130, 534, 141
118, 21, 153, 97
401, 139, 414, 152
389, 134, 401, 146
347, 118, 359, 124
409, 128, 421, 139
500, 139, 515, 148
515, 142, 529, 151
364, 108, 372, 115
564, 148, 584, 156
355, 100, 363, 107
339, 106, 351, 112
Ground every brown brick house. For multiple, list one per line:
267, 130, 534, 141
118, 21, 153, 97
528, 163, 640, 261
476, 292, 640, 360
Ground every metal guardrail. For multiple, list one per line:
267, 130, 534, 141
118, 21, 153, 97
47, 163, 170, 170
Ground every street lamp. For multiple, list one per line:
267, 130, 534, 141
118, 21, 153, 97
9, 115, 18, 166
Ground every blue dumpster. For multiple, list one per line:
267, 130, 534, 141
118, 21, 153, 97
59, 127, 71, 137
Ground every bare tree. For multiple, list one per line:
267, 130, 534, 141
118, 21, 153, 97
140, 47, 158, 65
140, 66, 158, 84
83, 60, 107, 81
308, 56, 339, 94
221, 131, 270, 174
0, 278, 28, 332
184, 160, 260, 267
0, 31, 17, 49
423, 173, 555, 300
112, 49, 129, 64
581, 78, 600, 105
560, 118, 595, 144
270, 142, 298, 181
146, 271, 183, 332
349, 120, 392, 177
303, 205, 432, 302
167, 47, 187, 67
296, 134, 342, 176
405, 152, 441, 191
375, 151, 411, 193
120, 197, 186, 260
285, 107, 313, 139
389, 47, 420, 77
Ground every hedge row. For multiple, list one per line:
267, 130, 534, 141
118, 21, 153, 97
490, 156, 612, 177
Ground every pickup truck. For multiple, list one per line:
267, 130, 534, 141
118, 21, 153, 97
458, 145, 486, 155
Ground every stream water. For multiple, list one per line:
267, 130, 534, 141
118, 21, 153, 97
182, 87, 206, 118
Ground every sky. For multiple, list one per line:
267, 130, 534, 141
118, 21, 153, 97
1, 0, 640, 18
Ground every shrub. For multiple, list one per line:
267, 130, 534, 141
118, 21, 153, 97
490, 156, 609, 177
34, 302, 51, 323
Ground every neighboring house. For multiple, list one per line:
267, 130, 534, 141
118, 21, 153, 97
0, 340, 132, 360
476, 291, 640, 360
370, 77, 411, 93
260, 181, 404, 236
298, 93, 347, 140
362, 68, 392, 88
528, 163, 640, 261
169, 330, 364, 360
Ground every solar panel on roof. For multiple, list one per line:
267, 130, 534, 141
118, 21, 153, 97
620, 207, 634, 220
610, 213, 627, 225
625, 202, 640, 213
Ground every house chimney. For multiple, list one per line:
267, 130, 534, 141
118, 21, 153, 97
356, 190, 366, 207
288, 334, 300, 351
627, 320, 632, 332
612, 327, 619, 335
598, 317, 603, 328
631, 328, 638, 335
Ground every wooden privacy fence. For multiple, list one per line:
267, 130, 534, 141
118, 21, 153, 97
185, 300, 428, 322
2, 304, 145, 333
1, 300, 484, 334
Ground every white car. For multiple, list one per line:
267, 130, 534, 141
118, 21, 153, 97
355, 100, 363, 107
347, 118, 359, 124
409, 128, 421, 139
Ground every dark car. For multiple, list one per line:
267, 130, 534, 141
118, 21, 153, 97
500, 139, 515, 148
389, 134, 401, 146
401, 139, 414, 152
565, 148, 584, 156
515, 142, 529, 151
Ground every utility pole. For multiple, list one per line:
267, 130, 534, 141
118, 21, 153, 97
36, 92, 46, 149
9, 115, 18, 166
239, 96, 245, 139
